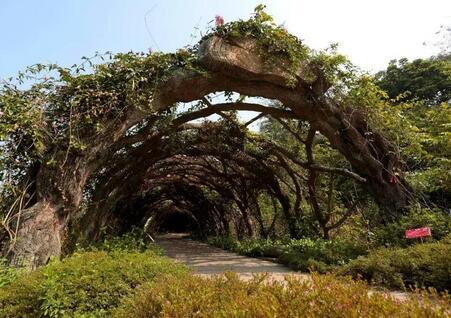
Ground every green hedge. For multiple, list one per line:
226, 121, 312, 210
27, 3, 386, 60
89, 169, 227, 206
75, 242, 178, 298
339, 235, 451, 290
113, 272, 450, 318
1, 233, 449, 317
374, 207, 450, 247
278, 238, 367, 272
207, 236, 367, 273
0, 247, 187, 317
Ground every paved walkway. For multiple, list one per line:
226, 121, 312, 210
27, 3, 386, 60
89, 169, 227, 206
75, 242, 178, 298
155, 233, 309, 282
155, 233, 411, 301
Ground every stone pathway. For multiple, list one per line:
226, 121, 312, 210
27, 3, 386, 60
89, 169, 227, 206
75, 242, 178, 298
155, 233, 410, 300
155, 233, 309, 282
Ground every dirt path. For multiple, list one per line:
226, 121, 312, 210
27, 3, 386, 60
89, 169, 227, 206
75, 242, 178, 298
155, 233, 411, 301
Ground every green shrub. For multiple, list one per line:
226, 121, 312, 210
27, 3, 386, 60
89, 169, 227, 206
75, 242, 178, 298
375, 207, 450, 247
208, 236, 367, 273
0, 258, 24, 288
0, 249, 188, 318
235, 239, 276, 256
78, 228, 159, 253
0, 270, 44, 317
208, 236, 289, 258
279, 238, 367, 272
113, 272, 451, 318
339, 236, 451, 290
207, 235, 240, 252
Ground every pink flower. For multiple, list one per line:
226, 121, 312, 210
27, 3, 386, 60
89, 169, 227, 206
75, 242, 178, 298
0, 111, 4, 118
215, 15, 224, 26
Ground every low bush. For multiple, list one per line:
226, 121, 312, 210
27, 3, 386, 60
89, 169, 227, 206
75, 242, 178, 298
278, 238, 367, 272
0, 246, 188, 317
207, 235, 241, 252
0, 269, 44, 317
0, 258, 24, 288
208, 236, 285, 258
78, 228, 159, 253
339, 235, 451, 290
208, 236, 367, 273
374, 207, 450, 247
113, 272, 451, 318
235, 238, 284, 257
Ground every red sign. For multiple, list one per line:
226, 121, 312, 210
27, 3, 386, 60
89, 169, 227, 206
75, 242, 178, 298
405, 227, 432, 239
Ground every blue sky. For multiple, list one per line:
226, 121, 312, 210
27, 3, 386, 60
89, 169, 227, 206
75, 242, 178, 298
1, 0, 449, 79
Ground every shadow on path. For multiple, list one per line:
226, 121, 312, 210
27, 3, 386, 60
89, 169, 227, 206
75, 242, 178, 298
156, 233, 412, 301
157, 233, 310, 282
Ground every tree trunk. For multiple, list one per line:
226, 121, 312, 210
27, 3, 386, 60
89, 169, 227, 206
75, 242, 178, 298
6, 200, 66, 268
4, 154, 93, 267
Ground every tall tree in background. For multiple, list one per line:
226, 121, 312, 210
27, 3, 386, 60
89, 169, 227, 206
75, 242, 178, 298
375, 54, 450, 209
375, 55, 451, 104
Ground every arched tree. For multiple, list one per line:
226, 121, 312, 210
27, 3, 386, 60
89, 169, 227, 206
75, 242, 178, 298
1, 7, 413, 267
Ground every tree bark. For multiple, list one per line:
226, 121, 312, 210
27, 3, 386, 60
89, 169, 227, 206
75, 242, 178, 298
6, 200, 66, 268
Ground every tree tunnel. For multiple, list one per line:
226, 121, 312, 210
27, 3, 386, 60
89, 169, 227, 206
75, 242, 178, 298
157, 211, 198, 234
79, 121, 300, 241
1, 11, 415, 267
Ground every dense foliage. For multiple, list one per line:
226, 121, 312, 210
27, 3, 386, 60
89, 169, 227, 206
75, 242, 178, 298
207, 231, 451, 290
339, 235, 451, 291
112, 272, 450, 318
0, 235, 187, 318
0, 257, 23, 288
374, 55, 450, 209
376, 55, 451, 104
